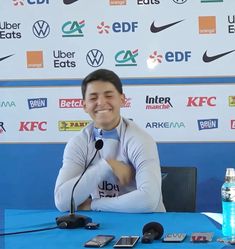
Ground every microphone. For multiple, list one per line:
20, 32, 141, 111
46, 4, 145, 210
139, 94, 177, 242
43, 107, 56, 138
56, 139, 104, 229
141, 222, 164, 243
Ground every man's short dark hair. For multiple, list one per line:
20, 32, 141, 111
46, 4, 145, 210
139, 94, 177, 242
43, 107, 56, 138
81, 69, 123, 99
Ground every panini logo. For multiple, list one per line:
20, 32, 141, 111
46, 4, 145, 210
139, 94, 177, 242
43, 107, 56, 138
110, 0, 126, 5
197, 119, 218, 130
26, 51, 43, 68
58, 120, 90, 131
229, 96, 235, 107
59, 99, 83, 108
28, 98, 47, 109
198, 16, 216, 34
231, 120, 235, 129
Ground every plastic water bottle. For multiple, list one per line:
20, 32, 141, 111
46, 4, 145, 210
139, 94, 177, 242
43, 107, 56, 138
222, 168, 235, 237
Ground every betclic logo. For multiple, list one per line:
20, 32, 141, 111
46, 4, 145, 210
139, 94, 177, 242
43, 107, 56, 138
59, 99, 83, 108
187, 97, 216, 107
231, 120, 235, 129
19, 121, 47, 131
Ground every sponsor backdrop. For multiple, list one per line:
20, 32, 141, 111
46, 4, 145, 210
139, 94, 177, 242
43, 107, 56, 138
0, 0, 235, 212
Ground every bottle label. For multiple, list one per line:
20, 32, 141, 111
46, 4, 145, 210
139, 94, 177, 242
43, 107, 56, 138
222, 186, 235, 202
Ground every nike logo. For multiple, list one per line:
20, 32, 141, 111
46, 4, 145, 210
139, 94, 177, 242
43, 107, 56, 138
150, 20, 184, 33
203, 49, 235, 63
0, 54, 14, 62
63, 0, 78, 4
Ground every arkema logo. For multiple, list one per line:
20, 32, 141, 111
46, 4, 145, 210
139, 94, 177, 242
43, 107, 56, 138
197, 119, 218, 130
146, 121, 185, 129
28, 98, 47, 109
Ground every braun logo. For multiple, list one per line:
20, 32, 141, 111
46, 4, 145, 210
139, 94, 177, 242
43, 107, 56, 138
28, 98, 47, 109
32, 20, 50, 38
187, 97, 216, 107
19, 121, 47, 131
59, 99, 83, 108
197, 119, 218, 130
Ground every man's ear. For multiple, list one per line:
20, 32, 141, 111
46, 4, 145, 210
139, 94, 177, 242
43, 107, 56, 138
121, 93, 126, 107
83, 100, 88, 113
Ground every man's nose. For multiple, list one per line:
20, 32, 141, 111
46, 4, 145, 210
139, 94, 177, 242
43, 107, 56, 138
97, 95, 106, 105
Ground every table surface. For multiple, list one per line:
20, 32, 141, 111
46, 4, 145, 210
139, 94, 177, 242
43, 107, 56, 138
0, 209, 228, 249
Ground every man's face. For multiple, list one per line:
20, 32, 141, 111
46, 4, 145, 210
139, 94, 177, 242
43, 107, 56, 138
83, 80, 125, 130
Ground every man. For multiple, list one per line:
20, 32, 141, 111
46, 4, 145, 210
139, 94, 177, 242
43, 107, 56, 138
54, 69, 165, 213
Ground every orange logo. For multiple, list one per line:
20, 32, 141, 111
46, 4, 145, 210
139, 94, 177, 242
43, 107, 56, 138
110, 0, 126, 5
26, 51, 43, 68
198, 16, 216, 34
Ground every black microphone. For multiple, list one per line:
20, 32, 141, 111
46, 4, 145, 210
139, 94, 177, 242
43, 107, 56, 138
141, 222, 164, 243
56, 139, 103, 229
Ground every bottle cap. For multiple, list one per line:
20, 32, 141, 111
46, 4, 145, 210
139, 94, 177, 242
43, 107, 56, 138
225, 168, 235, 182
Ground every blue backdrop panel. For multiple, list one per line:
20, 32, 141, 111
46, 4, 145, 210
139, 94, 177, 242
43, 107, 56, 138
1, 143, 234, 212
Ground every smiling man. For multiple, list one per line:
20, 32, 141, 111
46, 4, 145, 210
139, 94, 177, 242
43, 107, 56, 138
54, 69, 165, 213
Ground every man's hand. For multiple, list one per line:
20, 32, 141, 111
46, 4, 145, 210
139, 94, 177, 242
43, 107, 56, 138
77, 198, 92, 210
107, 159, 135, 186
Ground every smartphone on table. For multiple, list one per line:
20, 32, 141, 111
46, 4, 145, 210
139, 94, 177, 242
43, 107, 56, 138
113, 236, 140, 248
84, 235, 115, 247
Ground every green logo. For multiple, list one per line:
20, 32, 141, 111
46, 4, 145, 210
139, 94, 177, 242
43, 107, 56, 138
115, 49, 138, 66
62, 20, 85, 37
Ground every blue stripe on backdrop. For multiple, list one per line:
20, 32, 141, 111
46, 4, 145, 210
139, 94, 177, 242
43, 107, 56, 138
0, 143, 234, 212
0, 76, 235, 86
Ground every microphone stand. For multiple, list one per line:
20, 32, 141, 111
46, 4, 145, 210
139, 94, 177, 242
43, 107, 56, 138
56, 139, 103, 229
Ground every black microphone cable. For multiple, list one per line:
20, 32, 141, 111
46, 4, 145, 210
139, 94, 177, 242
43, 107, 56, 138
0, 222, 67, 236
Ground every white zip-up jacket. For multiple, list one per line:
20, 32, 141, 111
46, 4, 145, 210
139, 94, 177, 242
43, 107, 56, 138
54, 117, 165, 213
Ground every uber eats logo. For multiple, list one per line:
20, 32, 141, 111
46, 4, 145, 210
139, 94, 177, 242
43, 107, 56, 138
53, 50, 76, 68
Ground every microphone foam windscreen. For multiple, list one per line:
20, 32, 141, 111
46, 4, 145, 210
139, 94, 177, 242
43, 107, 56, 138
142, 222, 164, 240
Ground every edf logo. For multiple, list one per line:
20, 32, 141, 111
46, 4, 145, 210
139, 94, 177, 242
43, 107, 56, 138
112, 22, 138, 32
19, 121, 47, 131
27, 0, 49, 4
165, 51, 191, 62
187, 97, 216, 107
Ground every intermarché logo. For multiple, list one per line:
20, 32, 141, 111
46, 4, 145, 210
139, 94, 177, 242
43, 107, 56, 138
62, 20, 85, 37
115, 49, 138, 66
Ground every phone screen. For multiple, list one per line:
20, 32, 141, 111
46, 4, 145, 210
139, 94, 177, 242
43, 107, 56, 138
84, 235, 115, 248
113, 236, 140, 248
